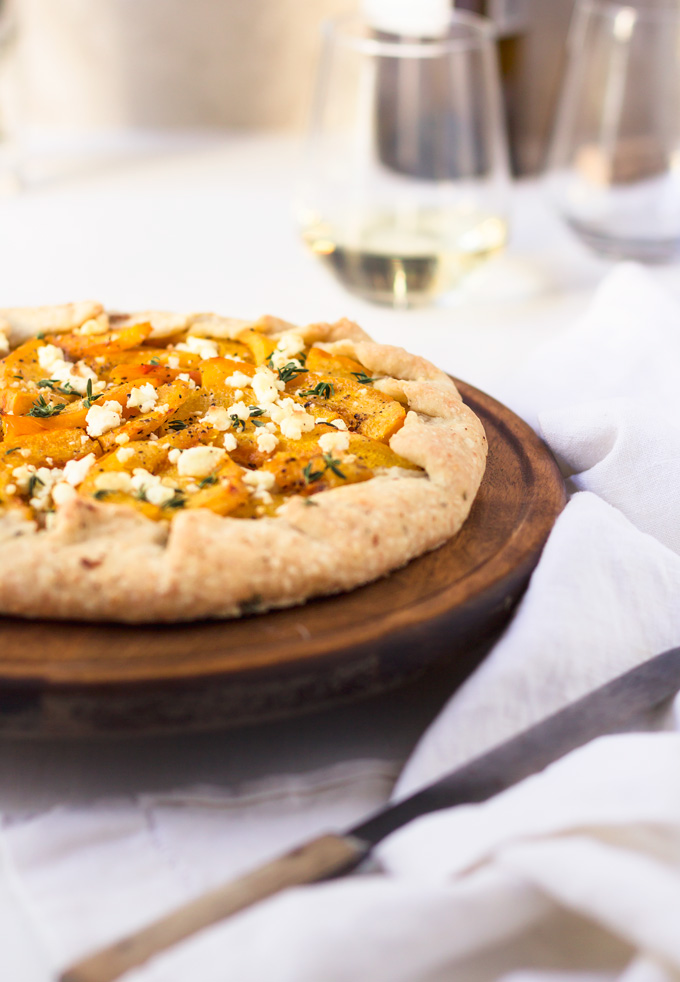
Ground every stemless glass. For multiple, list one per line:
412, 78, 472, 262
546, 0, 680, 262
297, 12, 511, 308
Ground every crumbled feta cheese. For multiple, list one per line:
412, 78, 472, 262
114, 433, 130, 445
79, 316, 108, 335
143, 483, 176, 507
177, 373, 196, 388
116, 447, 135, 463
267, 398, 316, 441
227, 401, 250, 421
20, 448, 31, 458
37, 343, 104, 396
94, 471, 132, 493
269, 332, 306, 370
329, 417, 347, 430
224, 371, 253, 390
175, 336, 219, 360
11, 464, 35, 491
241, 468, 275, 504
37, 344, 65, 372
63, 453, 96, 487
319, 430, 350, 454
203, 407, 232, 431
127, 383, 158, 414
167, 356, 180, 370
223, 432, 238, 452
256, 431, 278, 454
86, 401, 122, 437
20, 465, 65, 510
52, 482, 77, 506
168, 448, 181, 465
252, 366, 285, 405
4, 483, 16, 496
241, 469, 275, 490
177, 445, 226, 478
233, 389, 244, 401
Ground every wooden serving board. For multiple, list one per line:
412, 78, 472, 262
0, 381, 566, 736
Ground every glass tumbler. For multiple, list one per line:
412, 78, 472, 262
546, 0, 680, 262
297, 12, 511, 308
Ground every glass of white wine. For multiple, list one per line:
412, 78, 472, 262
297, 9, 511, 308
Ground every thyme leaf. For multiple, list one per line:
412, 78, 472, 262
230, 415, 247, 431
299, 381, 334, 400
302, 462, 324, 485
277, 362, 307, 384
168, 419, 187, 431
322, 453, 346, 479
83, 378, 95, 409
27, 473, 44, 497
198, 474, 218, 489
351, 372, 376, 385
164, 491, 187, 509
38, 378, 77, 396
27, 396, 66, 418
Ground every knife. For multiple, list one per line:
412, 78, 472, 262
61, 646, 680, 982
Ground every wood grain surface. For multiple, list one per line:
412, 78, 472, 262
0, 380, 566, 736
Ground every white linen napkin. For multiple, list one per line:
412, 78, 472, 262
3, 263, 680, 982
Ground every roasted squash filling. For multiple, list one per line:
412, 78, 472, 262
0, 317, 420, 523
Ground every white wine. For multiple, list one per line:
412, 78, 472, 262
302, 209, 508, 307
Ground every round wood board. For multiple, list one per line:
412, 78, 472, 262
0, 380, 566, 736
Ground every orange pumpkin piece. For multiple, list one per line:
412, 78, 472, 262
262, 449, 372, 496
0, 429, 100, 466
304, 347, 366, 378
45, 322, 152, 359
181, 458, 250, 516
290, 372, 406, 442
237, 328, 277, 366
109, 364, 202, 387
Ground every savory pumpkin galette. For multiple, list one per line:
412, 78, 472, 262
0, 302, 487, 621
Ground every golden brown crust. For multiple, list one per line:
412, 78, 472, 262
0, 309, 487, 622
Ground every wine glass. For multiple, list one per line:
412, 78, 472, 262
296, 11, 511, 308
546, 0, 680, 262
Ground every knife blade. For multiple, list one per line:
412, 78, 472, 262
61, 646, 680, 982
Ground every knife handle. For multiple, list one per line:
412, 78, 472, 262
59, 833, 368, 982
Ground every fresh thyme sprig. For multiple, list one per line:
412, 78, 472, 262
27, 396, 66, 419
277, 362, 307, 384
27, 473, 44, 496
299, 381, 334, 400
322, 453, 346, 479
168, 419, 187, 431
83, 379, 95, 409
38, 379, 77, 396
351, 372, 376, 385
198, 474, 218, 489
302, 462, 324, 485
302, 453, 347, 486
164, 490, 187, 509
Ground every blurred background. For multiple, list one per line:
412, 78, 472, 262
0, 0, 572, 176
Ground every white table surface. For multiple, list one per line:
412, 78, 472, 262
0, 132, 678, 819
